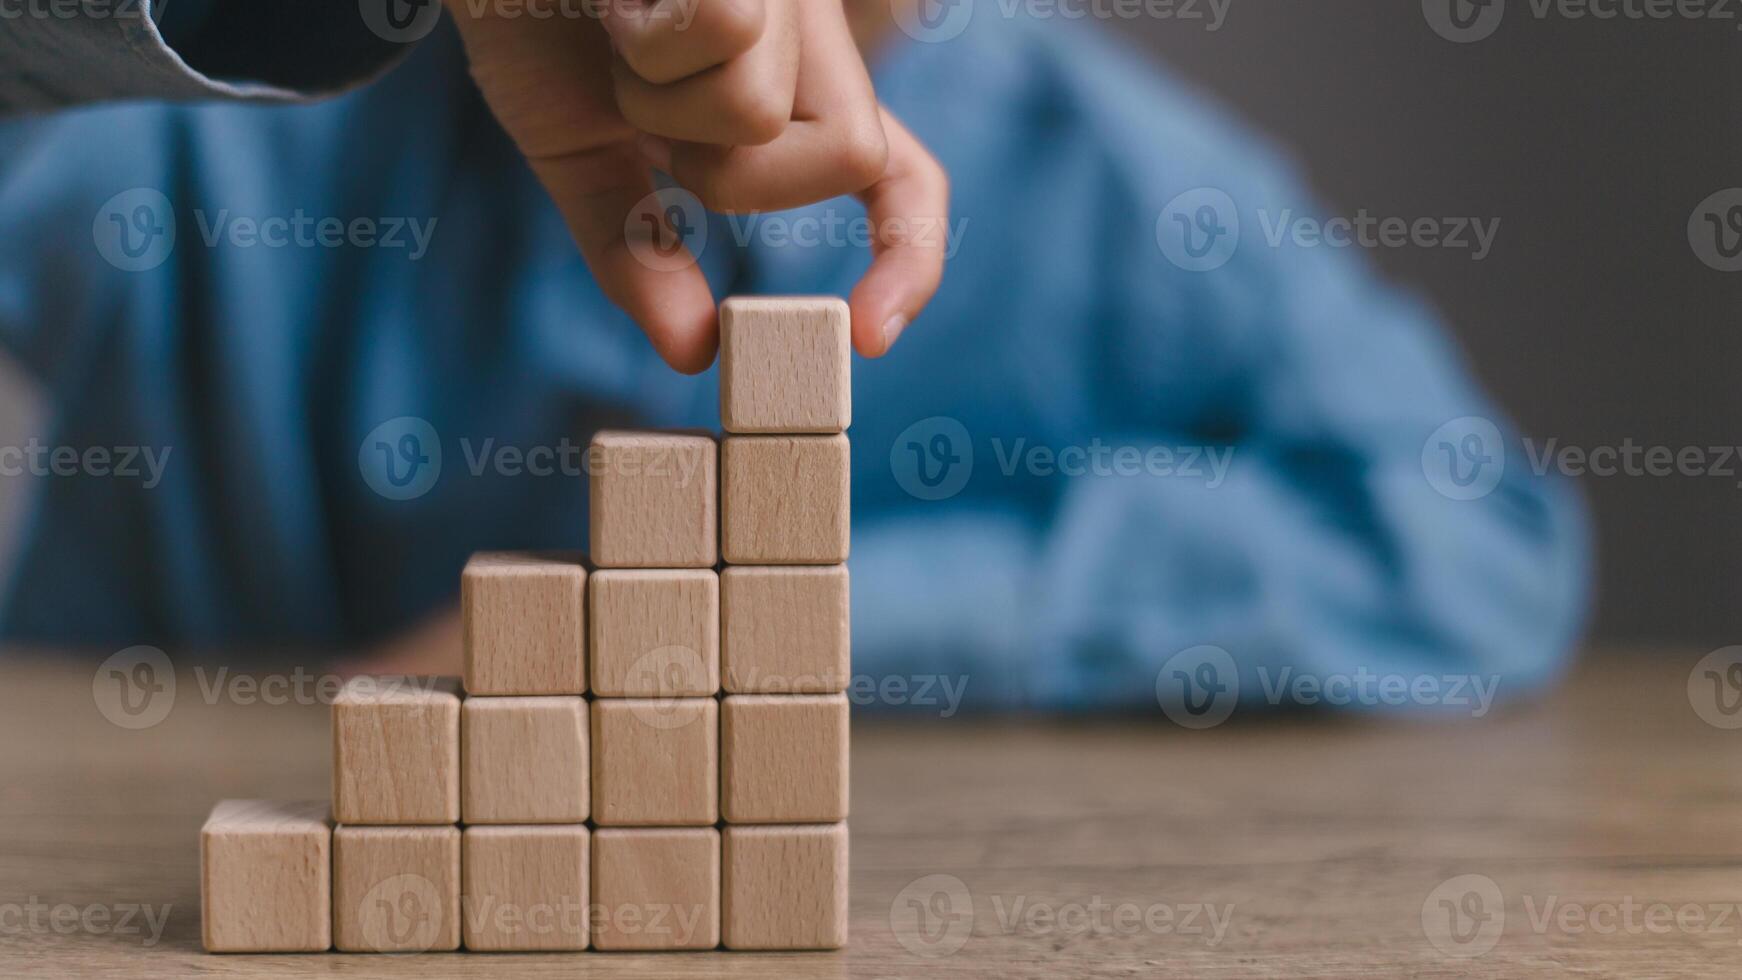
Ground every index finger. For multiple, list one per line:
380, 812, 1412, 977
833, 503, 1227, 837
847, 107, 950, 358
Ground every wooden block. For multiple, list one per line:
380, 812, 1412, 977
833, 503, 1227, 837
590, 569, 719, 697
462, 551, 587, 696
333, 826, 461, 953
722, 824, 848, 950
462, 697, 589, 825
591, 828, 721, 951
722, 566, 849, 693
721, 435, 849, 565
201, 800, 332, 953
720, 296, 851, 434
721, 694, 849, 823
332, 676, 461, 825
462, 826, 590, 952
589, 431, 717, 568
591, 699, 718, 826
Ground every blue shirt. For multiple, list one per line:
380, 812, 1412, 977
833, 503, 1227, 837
0, 9, 1589, 711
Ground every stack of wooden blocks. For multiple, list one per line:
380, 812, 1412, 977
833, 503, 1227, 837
201, 297, 853, 954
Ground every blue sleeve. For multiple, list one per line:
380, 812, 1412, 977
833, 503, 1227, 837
852, 33, 1590, 716
0, 0, 414, 113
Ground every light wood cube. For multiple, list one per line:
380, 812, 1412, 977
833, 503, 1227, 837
462, 551, 587, 696
462, 697, 589, 825
721, 694, 849, 824
462, 826, 590, 952
590, 569, 719, 697
722, 824, 848, 950
719, 296, 851, 434
591, 828, 721, 951
591, 699, 718, 826
721, 435, 849, 565
722, 566, 849, 694
201, 800, 332, 953
332, 676, 461, 825
333, 826, 461, 953
589, 431, 717, 569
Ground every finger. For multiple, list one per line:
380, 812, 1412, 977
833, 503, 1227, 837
612, 0, 798, 145
848, 108, 950, 358
451, 13, 719, 371
599, 0, 764, 85
659, 0, 884, 213
530, 146, 720, 373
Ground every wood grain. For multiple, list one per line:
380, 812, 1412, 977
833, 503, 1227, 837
719, 296, 852, 434
588, 431, 718, 569
721, 435, 850, 565
721, 694, 849, 824
461, 552, 587, 696
462, 826, 590, 952
590, 698, 719, 827
333, 826, 461, 954
200, 800, 332, 953
461, 697, 589, 825
721, 566, 850, 694
591, 828, 721, 951
722, 824, 848, 951
589, 569, 719, 698
12, 651, 1742, 976
332, 675, 461, 825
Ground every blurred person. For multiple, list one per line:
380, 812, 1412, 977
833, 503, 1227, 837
0, 0, 1588, 710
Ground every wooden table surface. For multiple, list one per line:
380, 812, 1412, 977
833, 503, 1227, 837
2, 649, 1740, 978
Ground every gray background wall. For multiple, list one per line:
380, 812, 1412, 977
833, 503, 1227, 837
0, 2, 1735, 644
1120, 0, 1742, 645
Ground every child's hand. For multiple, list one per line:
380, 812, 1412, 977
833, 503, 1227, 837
445, 0, 948, 372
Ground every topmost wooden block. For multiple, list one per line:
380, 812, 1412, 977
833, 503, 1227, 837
720, 297, 851, 434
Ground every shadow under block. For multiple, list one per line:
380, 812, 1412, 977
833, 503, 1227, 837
589, 569, 719, 697
721, 694, 849, 824
591, 828, 721, 951
589, 431, 717, 569
462, 552, 587, 696
719, 296, 851, 434
462, 826, 590, 952
332, 676, 461, 825
201, 800, 332, 953
591, 698, 718, 826
722, 824, 849, 950
462, 697, 589, 825
722, 566, 850, 694
721, 435, 850, 565
333, 825, 461, 953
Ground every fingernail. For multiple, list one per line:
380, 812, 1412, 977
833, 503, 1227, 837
882, 314, 909, 351
636, 134, 673, 172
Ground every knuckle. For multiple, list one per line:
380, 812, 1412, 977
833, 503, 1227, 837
835, 124, 889, 189
712, 0, 766, 58
723, 86, 790, 145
